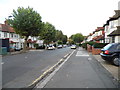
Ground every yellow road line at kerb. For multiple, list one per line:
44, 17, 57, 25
28, 54, 70, 87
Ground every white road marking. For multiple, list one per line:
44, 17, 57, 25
25, 56, 28, 59
36, 50, 76, 88
1, 62, 4, 64
76, 55, 89, 56
76, 51, 89, 57
88, 58, 92, 61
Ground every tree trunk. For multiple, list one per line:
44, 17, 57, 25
23, 36, 28, 52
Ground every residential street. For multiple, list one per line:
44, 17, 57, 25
1, 1, 120, 90
36, 47, 118, 88
2, 47, 73, 88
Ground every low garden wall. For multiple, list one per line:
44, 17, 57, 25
92, 46, 101, 55
87, 43, 109, 55
82, 42, 108, 55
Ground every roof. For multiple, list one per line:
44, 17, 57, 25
110, 10, 120, 19
94, 27, 104, 32
108, 10, 120, 22
92, 35, 104, 41
108, 26, 120, 36
103, 10, 120, 26
0, 24, 15, 33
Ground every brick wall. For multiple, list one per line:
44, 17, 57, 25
92, 46, 101, 55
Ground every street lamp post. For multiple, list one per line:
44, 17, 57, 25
7, 16, 12, 52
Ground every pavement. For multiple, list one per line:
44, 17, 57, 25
35, 47, 118, 88
93, 55, 119, 81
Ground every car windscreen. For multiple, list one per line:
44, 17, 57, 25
103, 44, 113, 50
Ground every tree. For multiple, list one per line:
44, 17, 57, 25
62, 35, 68, 44
55, 30, 63, 41
68, 39, 75, 45
70, 33, 84, 44
40, 22, 56, 45
8, 7, 42, 51
57, 40, 63, 45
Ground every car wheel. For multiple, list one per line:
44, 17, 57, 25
112, 56, 119, 66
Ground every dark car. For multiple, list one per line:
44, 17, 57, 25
100, 43, 120, 66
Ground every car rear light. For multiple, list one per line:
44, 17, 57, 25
104, 50, 109, 54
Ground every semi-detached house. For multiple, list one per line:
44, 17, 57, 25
84, 27, 105, 43
0, 21, 43, 51
92, 27, 105, 43
104, 10, 120, 43
0, 21, 24, 49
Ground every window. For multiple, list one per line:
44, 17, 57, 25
103, 44, 113, 50
4, 32, 7, 37
112, 36, 115, 43
14, 34, 17, 38
11, 33, 13, 38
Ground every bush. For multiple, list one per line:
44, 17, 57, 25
79, 44, 82, 47
34, 43, 39, 48
82, 41, 96, 49
57, 40, 63, 45
36, 45, 45, 49
82, 43, 87, 49
93, 43, 109, 48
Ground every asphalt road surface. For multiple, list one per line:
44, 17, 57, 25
2, 47, 73, 88
36, 47, 118, 88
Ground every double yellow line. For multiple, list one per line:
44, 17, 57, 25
28, 53, 71, 88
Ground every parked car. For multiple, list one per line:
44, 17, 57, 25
71, 45, 77, 49
63, 45, 67, 48
14, 47, 21, 51
100, 43, 120, 66
57, 45, 63, 49
47, 45, 55, 50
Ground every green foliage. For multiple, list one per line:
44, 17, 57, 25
62, 35, 67, 44
79, 43, 82, 47
88, 41, 96, 46
68, 39, 75, 45
81, 43, 87, 49
36, 45, 45, 49
70, 33, 84, 43
93, 43, 109, 48
57, 40, 63, 45
81, 41, 96, 49
8, 7, 42, 51
54, 30, 67, 44
55, 30, 63, 41
34, 43, 39, 48
40, 22, 56, 44
9, 7, 42, 37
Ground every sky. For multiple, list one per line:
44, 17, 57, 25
0, 0, 119, 37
